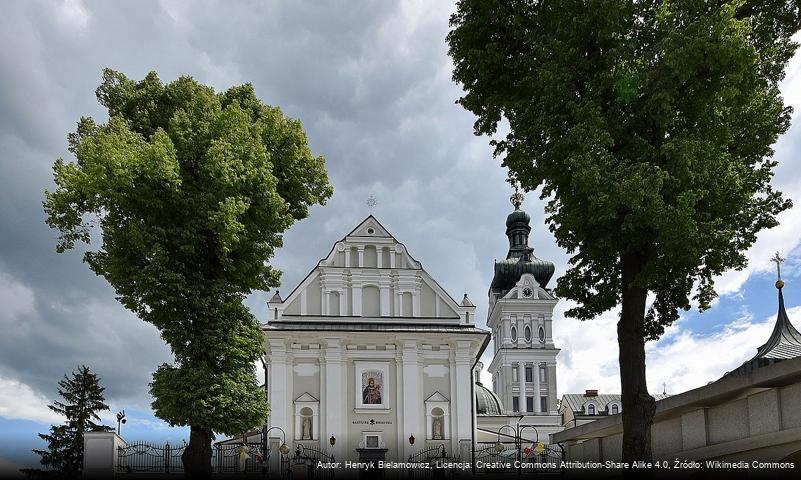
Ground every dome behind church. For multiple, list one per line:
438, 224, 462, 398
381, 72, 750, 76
475, 381, 504, 416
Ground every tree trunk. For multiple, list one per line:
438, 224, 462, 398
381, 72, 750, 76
618, 250, 656, 463
182, 425, 213, 479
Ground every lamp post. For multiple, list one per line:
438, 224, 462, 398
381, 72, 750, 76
264, 426, 290, 456
115, 410, 126, 436
518, 424, 540, 466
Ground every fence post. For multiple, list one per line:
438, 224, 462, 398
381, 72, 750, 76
165, 442, 170, 474
83, 431, 127, 478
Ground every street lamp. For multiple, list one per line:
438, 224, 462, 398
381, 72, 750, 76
116, 410, 126, 436
495, 425, 514, 453
408, 434, 416, 446
330, 435, 336, 447
264, 426, 290, 455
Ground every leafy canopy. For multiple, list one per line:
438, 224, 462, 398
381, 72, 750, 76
44, 70, 332, 435
448, 0, 798, 337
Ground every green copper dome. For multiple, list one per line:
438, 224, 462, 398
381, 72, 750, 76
475, 382, 504, 415
491, 202, 555, 294
505, 208, 530, 228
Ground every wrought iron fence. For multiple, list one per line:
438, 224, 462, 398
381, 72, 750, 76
475, 440, 564, 474
408, 444, 447, 463
407, 444, 460, 480
117, 441, 185, 474
117, 438, 290, 475
293, 444, 335, 480
215, 442, 268, 474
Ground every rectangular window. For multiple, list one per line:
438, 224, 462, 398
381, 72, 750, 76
525, 366, 534, 382
512, 396, 520, 412
512, 367, 518, 382
540, 396, 548, 412
366, 435, 379, 448
539, 365, 547, 383
526, 397, 534, 413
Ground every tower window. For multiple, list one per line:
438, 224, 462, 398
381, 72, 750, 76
524, 325, 531, 342
540, 396, 548, 412
512, 396, 520, 413
511, 326, 517, 342
539, 365, 547, 383
538, 326, 545, 342
512, 367, 518, 382
526, 397, 534, 413
525, 366, 533, 383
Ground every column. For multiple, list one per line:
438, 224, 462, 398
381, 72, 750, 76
544, 314, 553, 343
357, 246, 364, 267
323, 290, 330, 315
503, 364, 513, 414
344, 247, 351, 267
397, 291, 404, 316
519, 363, 527, 412
454, 342, 473, 443
390, 249, 396, 268
324, 339, 345, 460
377, 246, 383, 268
534, 362, 542, 413
412, 291, 420, 317
547, 363, 557, 413
449, 354, 458, 457
268, 339, 289, 432
401, 341, 421, 459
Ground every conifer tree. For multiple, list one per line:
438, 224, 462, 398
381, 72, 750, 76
32, 366, 112, 477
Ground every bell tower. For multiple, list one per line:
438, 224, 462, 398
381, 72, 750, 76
487, 191, 560, 416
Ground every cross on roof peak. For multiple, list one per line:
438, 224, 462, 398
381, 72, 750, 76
366, 194, 377, 213
772, 252, 785, 289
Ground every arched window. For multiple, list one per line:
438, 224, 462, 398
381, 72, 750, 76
538, 326, 545, 342
362, 286, 380, 317
587, 404, 596, 415
524, 325, 532, 342
511, 326, 517, 342
610, 404, 619, 415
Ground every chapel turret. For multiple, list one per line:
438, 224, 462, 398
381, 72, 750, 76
489, 191, 555, 302
486, 191, 560, 417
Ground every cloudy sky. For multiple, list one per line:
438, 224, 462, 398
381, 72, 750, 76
1, 0, 800, 470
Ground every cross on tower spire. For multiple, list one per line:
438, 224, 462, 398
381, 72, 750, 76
772, 251, 785, 289
366, 194, 377, 213
507, 171, 524, 209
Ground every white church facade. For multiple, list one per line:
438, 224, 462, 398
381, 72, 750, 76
263, 215, 490, 462
262, 197, 566, 462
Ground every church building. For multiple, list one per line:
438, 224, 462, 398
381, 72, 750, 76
263, 216, 490, 462
261, 196, 566, 462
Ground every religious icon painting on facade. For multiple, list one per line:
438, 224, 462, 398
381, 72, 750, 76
355, 362, 390, 409
362, 372, 382, 404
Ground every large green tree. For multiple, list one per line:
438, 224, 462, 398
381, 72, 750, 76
44, 70, 332, 477
31, 366, 112, 478
449, 0, 798, 461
